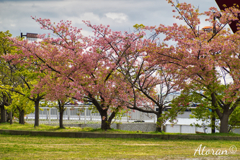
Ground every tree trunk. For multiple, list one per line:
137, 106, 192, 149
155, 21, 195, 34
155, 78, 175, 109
156, 114, 162, 132
1, 105, 6, 123
34, 100, 40, 127
101, 118, 111, 130
9, 111, 12, 124
220, 112, 229, 133
19, 110, 25, 124
100, 110, 111, 130
18, 107, 25, 125
8, 110, 12, 124
90, 96, 115, 131
59, 109, 65, 128
210, 93, 217, 133
156, 107, 163, 132
211, 110, 215, 133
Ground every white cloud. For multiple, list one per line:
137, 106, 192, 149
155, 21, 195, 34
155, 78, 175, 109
0, 0, 220, 37
81, 29, 94, 37
79, 12, 101, 23
105, 12, 128, 23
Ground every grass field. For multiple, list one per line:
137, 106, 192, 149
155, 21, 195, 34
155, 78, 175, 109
0, 134, 240, 160
1, 123, 240, 159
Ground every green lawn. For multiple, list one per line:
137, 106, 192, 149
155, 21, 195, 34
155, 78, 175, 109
0, 123, 150, 134
1, 123, 240, 159
0, 134, 240, 160
0, 122, 92, 132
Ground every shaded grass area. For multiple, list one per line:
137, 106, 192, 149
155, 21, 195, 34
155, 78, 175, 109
0, 134, 240, 160
0, 122, 91, 132
0, 123, 146, 133
1, 122, 240, 137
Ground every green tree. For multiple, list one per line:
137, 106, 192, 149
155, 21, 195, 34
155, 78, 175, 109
0, 30, 18, 123
171, 82, 240, 133
0, 30, 45, 126
5, 88, 34, 124
9, 68, 45, 126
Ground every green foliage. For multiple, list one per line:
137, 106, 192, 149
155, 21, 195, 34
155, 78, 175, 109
170, 82, 240, 131
40, 100, 57, 108
229, 106, 240, 131
5, 87, 34, 118
0, 30, 46, 126
133, 24, 146, 29
111, 109, 129, 124
0, 31, 17, 118
0, 31, 14, 56
167, 90, 193, 124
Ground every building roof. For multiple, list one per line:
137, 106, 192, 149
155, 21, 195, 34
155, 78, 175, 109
215, 0, 240, 33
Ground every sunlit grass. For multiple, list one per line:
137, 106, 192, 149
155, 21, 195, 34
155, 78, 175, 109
0, 134, 239, 159
1, 123, 240, 159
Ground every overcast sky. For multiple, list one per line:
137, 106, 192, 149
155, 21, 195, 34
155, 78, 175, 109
0, 0, 219, 38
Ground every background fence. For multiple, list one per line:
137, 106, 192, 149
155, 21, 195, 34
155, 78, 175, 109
25, 105, 157, 124
25, 105, 222, 134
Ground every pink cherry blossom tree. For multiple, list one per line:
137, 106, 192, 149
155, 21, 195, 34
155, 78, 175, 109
7, 18, 148, 130
115, 40, 181, 132
36, 72, 76, 128
146, 0, 240, 133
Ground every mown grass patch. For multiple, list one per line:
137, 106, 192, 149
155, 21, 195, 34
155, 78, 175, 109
0, 134, 239, 159
0, 123, 93, 132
